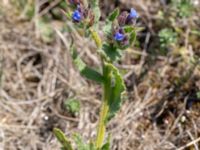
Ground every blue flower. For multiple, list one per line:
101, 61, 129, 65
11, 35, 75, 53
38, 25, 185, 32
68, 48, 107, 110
72, 10, 82, 22
114, 32, 125, 41
128, 8, 139, 19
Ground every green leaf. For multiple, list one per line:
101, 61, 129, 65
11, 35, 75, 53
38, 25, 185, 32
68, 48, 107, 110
91, 0, 101, 28
123, 26, 135, 33
102, 43, 122, 62
176, 0, 194, 18
103, 8, 120, 36
59, 1, 68, 9
101, 143, 109, 150
53, 128, 73, 150
129, 31, 137, 46
108, 8, 119, 21
73, 134, 90, 150
101, 135, 110, 150
95, 63, 125, 148
103, 22, 112, 36
24, 3, 35, 19
72, 48, 104, 83
89, 141, 96, 150
104, 63, 126, 121
124, 26, 144, 33
75, 58, 104, 83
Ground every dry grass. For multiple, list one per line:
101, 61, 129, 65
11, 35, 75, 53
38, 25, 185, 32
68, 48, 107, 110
0, 0, 200, 150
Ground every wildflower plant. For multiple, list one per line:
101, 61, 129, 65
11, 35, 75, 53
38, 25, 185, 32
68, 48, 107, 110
53, 0, 140, 149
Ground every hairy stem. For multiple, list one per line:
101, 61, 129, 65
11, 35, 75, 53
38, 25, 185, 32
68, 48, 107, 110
95, 63, 111, 149
91, 0, 100, 28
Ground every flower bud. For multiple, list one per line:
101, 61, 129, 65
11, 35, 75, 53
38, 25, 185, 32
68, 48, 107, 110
69, 0, 82, 5
118, 11, 128, 26
126, 8, 139, 24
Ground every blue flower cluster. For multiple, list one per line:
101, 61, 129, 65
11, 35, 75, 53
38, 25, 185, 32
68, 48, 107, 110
113, 8, 139, 44
68, 0, 83, 22
69, 0, 94, 25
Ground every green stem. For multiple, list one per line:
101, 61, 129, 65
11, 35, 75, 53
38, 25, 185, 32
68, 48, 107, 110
91, 0, 100, 29
95, 63, 110, 149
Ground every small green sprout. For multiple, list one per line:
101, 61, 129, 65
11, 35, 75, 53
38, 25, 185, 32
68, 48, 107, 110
172, 0, 194, 18
159, 28, 178, 50
64, 98, 81, 115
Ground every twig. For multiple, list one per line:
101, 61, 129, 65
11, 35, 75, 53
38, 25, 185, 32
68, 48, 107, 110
177, 137, 200, 150
0, 44, 3, 88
